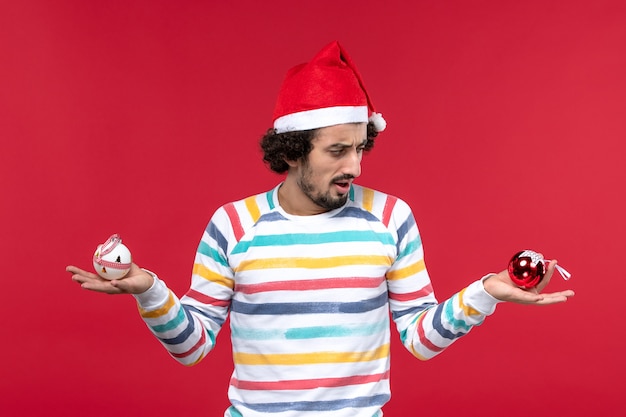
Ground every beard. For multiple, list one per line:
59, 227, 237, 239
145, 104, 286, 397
297, 165, 351, 211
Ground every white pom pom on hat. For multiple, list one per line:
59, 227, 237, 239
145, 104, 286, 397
272, 41, 387, 134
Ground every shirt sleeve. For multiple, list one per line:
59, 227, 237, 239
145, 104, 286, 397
385, 199, 501, 360
132, 206, 235, 366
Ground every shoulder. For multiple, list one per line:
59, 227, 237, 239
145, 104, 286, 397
213, 186, 279, 230
349, 184, 413, 224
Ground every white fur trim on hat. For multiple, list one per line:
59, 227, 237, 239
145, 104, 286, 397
274, 105, 368, 134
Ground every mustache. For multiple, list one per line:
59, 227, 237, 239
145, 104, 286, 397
331, 174, 355, 183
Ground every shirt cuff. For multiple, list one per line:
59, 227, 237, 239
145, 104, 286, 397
132, 269, 170, 310
463, 274, 503, 315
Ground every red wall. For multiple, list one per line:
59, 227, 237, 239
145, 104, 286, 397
1, 1, 624, 416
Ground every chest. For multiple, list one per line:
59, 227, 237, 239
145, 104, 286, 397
228, 218, 396, 304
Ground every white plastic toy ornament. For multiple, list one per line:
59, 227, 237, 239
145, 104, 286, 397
93, 234, 132, 280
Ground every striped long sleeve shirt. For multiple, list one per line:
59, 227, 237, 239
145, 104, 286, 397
134, 184, 500, 416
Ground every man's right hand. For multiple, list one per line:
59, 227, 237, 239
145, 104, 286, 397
67, 263, 154, 295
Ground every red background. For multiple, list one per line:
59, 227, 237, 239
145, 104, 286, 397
1, 1, 624, 416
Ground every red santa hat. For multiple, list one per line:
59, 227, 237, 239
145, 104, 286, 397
272, 41, 387, 134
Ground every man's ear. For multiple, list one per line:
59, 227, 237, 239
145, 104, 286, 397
284, 158, 300, 169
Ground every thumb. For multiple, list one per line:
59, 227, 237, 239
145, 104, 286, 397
109, 267, 154, 294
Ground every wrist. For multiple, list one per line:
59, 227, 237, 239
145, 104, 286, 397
482, 273, 497, 296
464, 276, 501, 315
133, 269, 169, 309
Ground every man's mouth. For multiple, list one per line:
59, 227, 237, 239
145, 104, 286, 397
333, 180, 351, 193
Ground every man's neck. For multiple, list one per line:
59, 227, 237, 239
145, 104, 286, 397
277, 179, 328, 216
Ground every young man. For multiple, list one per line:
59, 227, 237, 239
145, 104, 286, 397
67, 41, 574, 417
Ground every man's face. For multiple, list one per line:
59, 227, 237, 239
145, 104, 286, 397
296, 123, 367, 212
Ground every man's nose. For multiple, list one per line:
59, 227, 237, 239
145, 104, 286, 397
343, 149, 362, 178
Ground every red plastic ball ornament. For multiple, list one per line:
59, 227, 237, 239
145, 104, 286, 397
508, 250, 546, 288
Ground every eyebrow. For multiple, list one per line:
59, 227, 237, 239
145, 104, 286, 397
327, 139, 368, 149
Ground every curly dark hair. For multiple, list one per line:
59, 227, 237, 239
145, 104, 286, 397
260, 122, 379, 174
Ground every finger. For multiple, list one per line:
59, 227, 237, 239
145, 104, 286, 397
531, 290, 575, 305
508, 288, 544, 304
68, 270, 102, 285
68, 271, 100, 285
109, 278, 137, 293
67, 265, 124, 293
526, 290, 569, 304
66, 265, 98, 279
543, 289, 575, 299
79, 279, 126, 294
